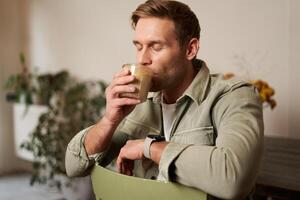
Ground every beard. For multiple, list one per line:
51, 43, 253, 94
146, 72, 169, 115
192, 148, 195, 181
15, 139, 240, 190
149, 76, 164, 92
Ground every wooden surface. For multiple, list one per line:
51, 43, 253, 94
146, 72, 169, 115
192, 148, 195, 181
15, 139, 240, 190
256, 136, 300, 192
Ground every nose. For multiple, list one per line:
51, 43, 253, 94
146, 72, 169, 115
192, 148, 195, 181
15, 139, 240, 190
137, 48, 152, 66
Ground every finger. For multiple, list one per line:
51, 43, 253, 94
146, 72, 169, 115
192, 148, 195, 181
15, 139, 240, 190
129, 160, 134, 171
121, 163, 126, 175
116, 155, 122, 173
114, 68, 131, 78
110, 85, 137, 98
127, 161, 134, 176
124, 161, 133, 176
123, 161, 130, 176
106, 82, 136, 100
111, 75, 136, 87
125, 167, 132, 176
111, 98, 141, 107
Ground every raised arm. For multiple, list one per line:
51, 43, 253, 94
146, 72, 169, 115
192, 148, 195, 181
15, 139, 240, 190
65, 68, 140, 177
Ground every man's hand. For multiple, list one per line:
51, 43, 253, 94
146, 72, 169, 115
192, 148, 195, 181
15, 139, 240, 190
116, 139, 169, 176
116, 139, 144, 176
104, 68, 141, 125
84, 68, 140, 155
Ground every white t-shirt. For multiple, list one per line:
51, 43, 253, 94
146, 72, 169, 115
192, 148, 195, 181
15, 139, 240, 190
161, 101, 177, 141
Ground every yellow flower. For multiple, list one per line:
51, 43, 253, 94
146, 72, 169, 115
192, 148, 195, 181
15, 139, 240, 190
251, 80, 276, 109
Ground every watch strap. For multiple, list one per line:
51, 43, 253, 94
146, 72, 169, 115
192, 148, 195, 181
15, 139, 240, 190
144, 137, 155, 159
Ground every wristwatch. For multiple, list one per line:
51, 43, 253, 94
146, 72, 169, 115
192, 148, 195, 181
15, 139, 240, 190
143, 135, 165, 159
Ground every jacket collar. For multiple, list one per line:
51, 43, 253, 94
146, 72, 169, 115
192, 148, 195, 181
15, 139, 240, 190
148, 59, 210, 106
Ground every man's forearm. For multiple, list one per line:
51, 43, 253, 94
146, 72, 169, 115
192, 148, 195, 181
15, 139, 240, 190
84, 116, 119, 155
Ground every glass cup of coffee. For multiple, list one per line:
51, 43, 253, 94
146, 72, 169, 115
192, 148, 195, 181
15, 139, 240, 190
120, 64, 153, 103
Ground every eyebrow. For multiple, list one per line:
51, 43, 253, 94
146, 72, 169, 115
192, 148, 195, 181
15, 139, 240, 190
132, 40, 164, 46
132, 40, 140, 45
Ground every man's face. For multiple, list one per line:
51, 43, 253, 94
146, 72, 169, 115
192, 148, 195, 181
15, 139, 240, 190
133, 17, 188, 92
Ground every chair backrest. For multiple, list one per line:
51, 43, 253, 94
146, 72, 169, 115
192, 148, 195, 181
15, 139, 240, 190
91, 164, 207, 200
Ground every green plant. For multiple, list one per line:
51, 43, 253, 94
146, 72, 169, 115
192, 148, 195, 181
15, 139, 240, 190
21, 80, 107, 190
5, 53, 34, 104
5, 53, 70, 106
34, 70, 69, 105
5, 53, 107, 190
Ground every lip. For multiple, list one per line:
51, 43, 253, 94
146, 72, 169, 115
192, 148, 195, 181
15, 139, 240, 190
151, 73, 159, 77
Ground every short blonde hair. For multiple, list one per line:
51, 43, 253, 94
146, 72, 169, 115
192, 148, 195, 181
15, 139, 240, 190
131, 0, 201, 47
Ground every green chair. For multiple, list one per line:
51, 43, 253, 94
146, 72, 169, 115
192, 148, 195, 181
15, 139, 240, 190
91, 164, 207, 200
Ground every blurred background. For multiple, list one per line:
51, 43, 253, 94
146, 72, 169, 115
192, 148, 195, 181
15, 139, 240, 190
1, 0, 299, 199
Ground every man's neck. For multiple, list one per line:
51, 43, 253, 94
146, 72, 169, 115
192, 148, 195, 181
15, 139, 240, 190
163, 62, 198, 104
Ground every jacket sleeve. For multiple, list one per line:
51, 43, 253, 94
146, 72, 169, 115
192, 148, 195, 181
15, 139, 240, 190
159, 86, 264, 199
65, 124, 129, 177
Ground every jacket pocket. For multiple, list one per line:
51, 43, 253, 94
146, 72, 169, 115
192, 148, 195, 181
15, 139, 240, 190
119, 118, 160, 139
171, 126, 214, 145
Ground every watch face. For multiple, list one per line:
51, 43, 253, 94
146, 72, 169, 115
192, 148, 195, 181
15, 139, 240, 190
147, 134, 165, 141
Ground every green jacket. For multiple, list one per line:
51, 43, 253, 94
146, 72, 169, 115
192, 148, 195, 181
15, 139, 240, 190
65, 60, 264, 199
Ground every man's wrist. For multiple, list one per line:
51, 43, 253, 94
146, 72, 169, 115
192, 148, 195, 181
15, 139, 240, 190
85, 116, 118, 155
101, 115, 119, 130
144, 137, 154, 159
143, 135, 165, 159
149, 141, 168, 164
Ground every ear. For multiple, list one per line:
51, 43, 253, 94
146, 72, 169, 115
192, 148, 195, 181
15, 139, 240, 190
185, 38, 200, 61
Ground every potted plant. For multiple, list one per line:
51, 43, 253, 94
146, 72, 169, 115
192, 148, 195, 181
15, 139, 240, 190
21, 79, 107, 189
5, 54, 73, 161
4, 53, 107, 199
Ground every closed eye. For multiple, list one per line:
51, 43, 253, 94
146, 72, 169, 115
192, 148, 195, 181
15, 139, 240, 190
135, 44, 142, 51
133, 41, 143, 51
152, 43, 163, 51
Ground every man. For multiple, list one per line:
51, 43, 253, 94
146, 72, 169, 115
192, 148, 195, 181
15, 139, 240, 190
65, 0, 264, 199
